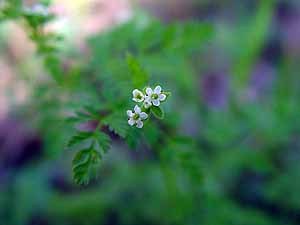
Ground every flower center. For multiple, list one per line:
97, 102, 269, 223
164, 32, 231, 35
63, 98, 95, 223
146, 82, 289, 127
137, 94, 142, 100
133, 114, 140, 120
152, 94, 159, 99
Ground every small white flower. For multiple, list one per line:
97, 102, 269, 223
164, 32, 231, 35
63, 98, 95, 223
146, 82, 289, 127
145, 85, 166, 107
127, 105, 148, 128
24, 4, 49, 16
132, 89, 145, 103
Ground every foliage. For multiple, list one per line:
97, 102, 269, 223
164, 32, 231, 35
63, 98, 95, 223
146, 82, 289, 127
1, 0, 300, 225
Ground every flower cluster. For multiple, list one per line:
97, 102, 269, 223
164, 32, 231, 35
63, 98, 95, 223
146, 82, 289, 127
127, 85, 169, 128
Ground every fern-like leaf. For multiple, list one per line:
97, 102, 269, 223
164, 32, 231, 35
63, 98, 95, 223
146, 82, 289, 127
67, 131, 93, 148
72, 147, 101, 185
102, 112, 128, 138
94, 131, 111, 153
126, 53, 149, 89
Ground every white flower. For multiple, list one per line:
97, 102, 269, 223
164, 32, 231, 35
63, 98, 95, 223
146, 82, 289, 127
145, 85, 166, 107
127, 105, 148, 128
132, 89, 145, 102
24, 4, 49, 16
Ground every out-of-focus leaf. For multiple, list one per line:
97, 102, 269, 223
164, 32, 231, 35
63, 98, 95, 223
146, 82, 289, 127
72, 148, 101, 185
125, 128, 141, 150
151, 106, 164, 119
94, 131, 111, 153
102, 112, 128, 138
126, 53, 149, 89
67, 131, 92, 148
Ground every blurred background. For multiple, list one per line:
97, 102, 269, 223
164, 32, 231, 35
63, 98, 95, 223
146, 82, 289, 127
1, 0, 300, 225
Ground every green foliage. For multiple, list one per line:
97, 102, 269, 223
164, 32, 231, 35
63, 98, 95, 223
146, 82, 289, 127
4, 1, 300, 224
102, 111, 128, 138
68, 127, 112, 185
151, 106, 164, 119
67, 17, 212, 184
67, 131, 92, 148
0, 0, 212, 193
126, 53, 149, 89
72, 147, 102, 185
1, 0, 64, 83
94, 132, 111, 153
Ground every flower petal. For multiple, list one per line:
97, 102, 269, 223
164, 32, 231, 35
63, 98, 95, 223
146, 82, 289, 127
144, 100, 152, 109
146, 87, 153, 96
136, 119, 143, 128
127, 110, 134, 117
134, 105, 141, 113
139, 112, 148, 120
128, 118, 135, 126
152, 99, 160, 106
132, 89, 140, 96
154, 85, 162, 94
159, 94, 166, 101
132, 97, 144, 102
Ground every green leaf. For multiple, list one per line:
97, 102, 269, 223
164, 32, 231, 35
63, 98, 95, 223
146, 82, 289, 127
125, 128, 141, 150
162, 22, 214, 53
72, 148, 101, 185
67, 131, 93, 148
151, 106, 164, 119
65, 110, 93, 124
102, 112, 128, 138
126, 53, 149, 88
95, 131, 111, 153
72, 148, 91, 166
142, 122, 162, 146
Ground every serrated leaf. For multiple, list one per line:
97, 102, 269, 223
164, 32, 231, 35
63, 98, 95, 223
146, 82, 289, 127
72, 148, 101, 185
67, 131, 92, 147
126, 53, 149, 88
82, 105, 104, 119
95, 131, 111, 153
151, 106, 164, 119
72, 148, 90, 167
102, 112, 128, 138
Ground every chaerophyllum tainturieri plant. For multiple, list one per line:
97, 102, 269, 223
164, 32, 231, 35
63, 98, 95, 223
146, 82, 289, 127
1, 1, 207, 186
127, 85, 170, 128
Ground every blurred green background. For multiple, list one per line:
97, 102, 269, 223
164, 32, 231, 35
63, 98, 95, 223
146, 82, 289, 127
1, 0, 300, 225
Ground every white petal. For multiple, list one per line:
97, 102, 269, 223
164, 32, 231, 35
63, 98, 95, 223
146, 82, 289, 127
154, 85, 162, 94
159, 94, 166, 101
139, 112, 148, 120
136, 120, 143, 128
132, 89, 139, 96
146, 87, 153, 96
132, 97, 144, 102
152, 99, 160, 106
144, 100, 152, 109
134, 105, 141, 113
128, 118, 135, 126
127, 110, 134, 117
